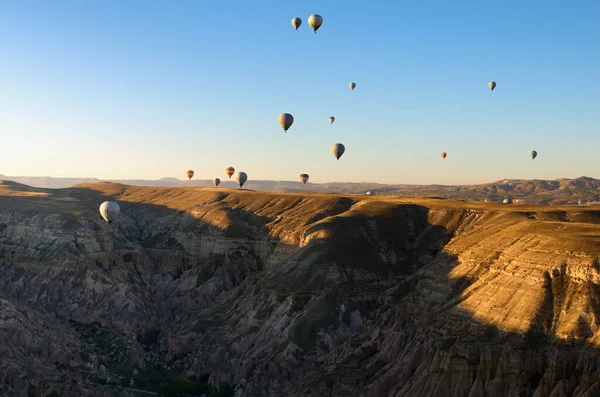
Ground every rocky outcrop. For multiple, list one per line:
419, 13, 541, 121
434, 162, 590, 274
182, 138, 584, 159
1, 181, 600, 396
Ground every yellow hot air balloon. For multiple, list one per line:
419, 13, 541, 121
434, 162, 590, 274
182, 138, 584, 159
332, 143, 345, 160
186, 170, 194, 180
278, 113, 294, 133
308, 14, 323, 33
291, 17, 302, 30
349, 82, 356, 90
299, 174, 309, 184
329, 117, 335, 124
489, 81, 496, 91
225, 166, 235, 179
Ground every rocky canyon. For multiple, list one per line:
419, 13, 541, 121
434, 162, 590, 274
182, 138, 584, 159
1, 180, 600, 396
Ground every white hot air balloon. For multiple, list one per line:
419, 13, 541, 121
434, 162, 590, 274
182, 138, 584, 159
235, 172, 248, 188
99, 201, 120, 224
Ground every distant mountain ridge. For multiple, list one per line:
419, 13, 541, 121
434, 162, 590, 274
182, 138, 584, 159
0, 175, 598, 205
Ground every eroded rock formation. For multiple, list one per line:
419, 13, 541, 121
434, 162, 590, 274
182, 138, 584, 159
1, 181, 600, 396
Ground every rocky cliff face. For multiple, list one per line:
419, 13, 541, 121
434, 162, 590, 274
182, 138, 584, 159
1, 181, 600, 396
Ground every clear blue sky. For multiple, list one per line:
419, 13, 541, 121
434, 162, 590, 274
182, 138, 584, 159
1, 1, 599, 184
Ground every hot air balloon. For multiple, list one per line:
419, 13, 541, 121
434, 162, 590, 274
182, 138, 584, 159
329, 117, 335, 124
235, 172, 247, 188
332, 143, 345, 160
503, 198, 513, 204
299, 174, 309, 184
308, 14, 323, 33
213, 178, 221, 187
530, 150, 537, 160
278, 113, 294, 133
225, 166, 235, 178
349, 82, 356, 90
186, 170, 194, 180
291, 17, 302, 30
99, 201, 120, 224
441, 152, 447, 159
489, 81, 496, 91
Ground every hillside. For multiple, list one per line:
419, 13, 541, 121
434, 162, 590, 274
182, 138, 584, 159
1, 175, 599, 205
1, 181, 600, 396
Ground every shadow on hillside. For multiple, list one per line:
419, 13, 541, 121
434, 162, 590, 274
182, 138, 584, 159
2, 183, 600, 396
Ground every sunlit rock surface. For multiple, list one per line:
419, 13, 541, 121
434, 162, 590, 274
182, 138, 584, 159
1, 180, 600, 396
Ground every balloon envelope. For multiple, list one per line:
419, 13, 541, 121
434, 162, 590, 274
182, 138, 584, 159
213, 178, 221, 187
278, 113, 294, 132
530, 150, 537, 160
99, 201, 120, 224
186, 170, 194, 180
291, 17, 302, 30
235, 172, 248, 188
329, 117, 335, 124
332, 143, 345, 160
299, 174, 309, 184
349, 82, 356, 90
441, 152, 447, 159
225, 166, 235, 178
308, 14, 323, 33
489, 81, 496, 91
